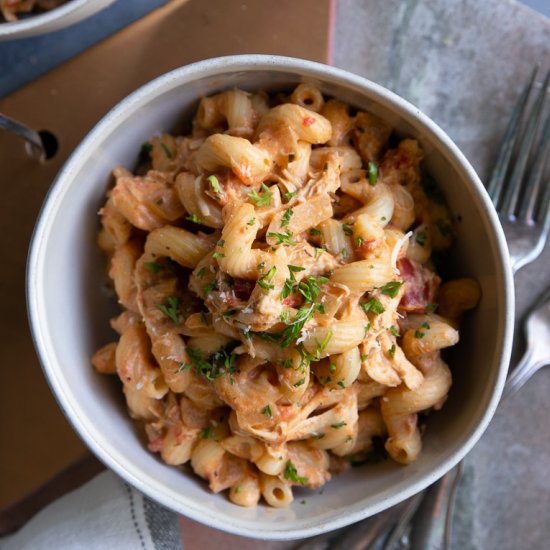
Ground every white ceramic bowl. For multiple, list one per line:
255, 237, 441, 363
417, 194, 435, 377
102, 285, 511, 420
27, 55, 514, 540
0, 0, 114, 40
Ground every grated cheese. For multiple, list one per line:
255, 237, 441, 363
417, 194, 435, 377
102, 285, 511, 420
391, 231, 413, 275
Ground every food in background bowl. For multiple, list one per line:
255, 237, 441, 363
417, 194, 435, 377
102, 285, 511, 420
28, 56, 513, 538
91, 84, 480, 508
0, 0, 114, 40
1, 0, 67, 22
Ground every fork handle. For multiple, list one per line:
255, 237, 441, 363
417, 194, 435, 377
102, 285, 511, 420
408, 349, 542, 550
408, 462, 463, 550
501, 348, 545, 400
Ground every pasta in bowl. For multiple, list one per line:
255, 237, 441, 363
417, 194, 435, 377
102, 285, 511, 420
28, 56, 513, 537
0, 0, 113, 39
1, 0, 68, 22
92, 85, 481, 508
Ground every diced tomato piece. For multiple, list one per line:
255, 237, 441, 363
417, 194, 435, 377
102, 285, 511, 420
398, 258, 440, 312
233, 279, 255, 301
282, 294, 302, 307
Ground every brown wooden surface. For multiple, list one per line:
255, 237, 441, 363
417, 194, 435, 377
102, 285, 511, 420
0, 0, 330, 512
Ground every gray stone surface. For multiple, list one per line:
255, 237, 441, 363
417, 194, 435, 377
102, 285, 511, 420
333, 1, 550, 548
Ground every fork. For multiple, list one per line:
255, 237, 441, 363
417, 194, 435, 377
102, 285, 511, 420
487, 66, 550, 274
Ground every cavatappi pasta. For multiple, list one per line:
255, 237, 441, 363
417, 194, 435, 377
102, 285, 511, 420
0, 0, 66, 21
92, 84, 481, 508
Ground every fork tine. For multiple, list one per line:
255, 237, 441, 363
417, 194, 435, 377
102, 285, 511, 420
487, 67, 538, 205
538, 174, 550, 235
518, 105, 550, 222
501, 70, 550, 217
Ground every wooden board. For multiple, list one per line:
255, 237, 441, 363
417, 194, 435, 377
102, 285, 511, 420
0, 0, 330, 509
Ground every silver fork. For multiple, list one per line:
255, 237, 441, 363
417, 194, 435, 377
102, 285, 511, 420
487, 66, 550, 274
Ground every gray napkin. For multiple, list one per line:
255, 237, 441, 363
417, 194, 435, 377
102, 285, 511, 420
333, 1, 550, 548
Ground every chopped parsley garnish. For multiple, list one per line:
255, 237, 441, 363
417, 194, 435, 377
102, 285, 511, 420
280, 309, 291, 324
284, 191, 297, 201
186, 213, 202, 224
388, 344, 396, 357
279, 304, 318, 347
293, 378, 306, 387
362, 298, 385, 315
415, 231, 427, 246
284, 460, 308, 486
314, 247, 324, 259
247, 218, 256, 226
355, 236, 364, 246
315, 330, 333, 357
160, 143, 173, 159
331, 421, 347, 429
248, 183, 272, 207
422, 322, 430, 329
144, 261, 163, 274
281, 208, 294, 227
282, 358, 293, 369
415, 329, 425, 339
281, 278, 294, 300
267, 229, 295, 246
311, 433, 325, 440
380, 281, 403, 298
196, 267, 206, 279
257, 277, 326, 347
329, 362, 337, 373
368, 161, 378, 185
199, 427, 217, 440
261, 405, 273, 418
222, 309, 237, 318
257, 262, 266, 270
309, 228, 321, 236
217, 239, 225, 247
156, 296, 181, 325
342, 223, 353, 236
212, 252, 225, 259
176, 362, 192, 373
187, 346, 238, 381
341, 248, 348, 258
203, 281, 218, 297
288, 265, 305, 273
389, 325, 400, 337
360, 354, 368, 362
298, 275, 328, 302
257, 266, 277, 291
207, 174, 222, 194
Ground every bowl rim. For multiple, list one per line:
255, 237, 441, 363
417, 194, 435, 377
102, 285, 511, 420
26, 54, 514, 540
0, 0, 113, 39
